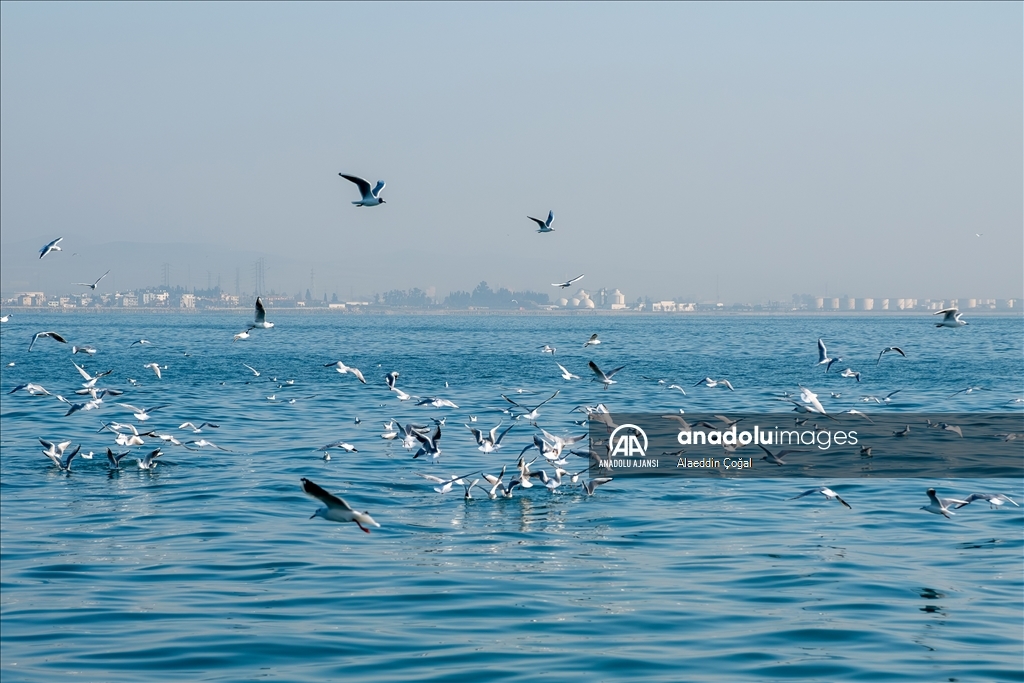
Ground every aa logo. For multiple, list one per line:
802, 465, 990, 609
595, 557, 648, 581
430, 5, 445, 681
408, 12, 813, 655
609, 424, 648, 457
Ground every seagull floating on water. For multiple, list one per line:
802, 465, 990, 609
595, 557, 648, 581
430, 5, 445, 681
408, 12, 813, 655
339, 174, 386, 207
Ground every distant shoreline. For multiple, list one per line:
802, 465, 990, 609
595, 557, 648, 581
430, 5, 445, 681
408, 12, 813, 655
1, 306, 1020, 318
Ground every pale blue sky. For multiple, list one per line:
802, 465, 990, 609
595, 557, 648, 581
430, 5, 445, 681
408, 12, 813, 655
2, 2, 1020, 302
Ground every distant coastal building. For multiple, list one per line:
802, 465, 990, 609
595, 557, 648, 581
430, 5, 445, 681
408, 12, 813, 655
180, 294, 196, 308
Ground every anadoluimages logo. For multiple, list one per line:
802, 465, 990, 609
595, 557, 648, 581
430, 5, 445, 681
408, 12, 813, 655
608, 424, 648, 458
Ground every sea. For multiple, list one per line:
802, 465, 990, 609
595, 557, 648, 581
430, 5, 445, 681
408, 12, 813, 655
1, 311, 1022, 682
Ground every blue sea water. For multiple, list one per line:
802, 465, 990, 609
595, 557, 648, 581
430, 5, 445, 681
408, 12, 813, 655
1, 311, 1022, 682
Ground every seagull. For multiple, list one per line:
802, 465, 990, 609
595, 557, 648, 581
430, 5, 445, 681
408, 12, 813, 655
948, 386, 982, 398
339, 174, 386, 207
939, 423, 963, 438
839, 368, 861, 383
694, 377, 734, 391
893, 425, 911, 437
412, 424, 443, 462
75, 270, 110, 290
325, 361, 366, 383
816, 338, 840, 372
302, 478, 380, 531
876, 347, 906, 365
844, 409, 874, 424
0, 314, 10, 323
933, 308, 967, 328
9, 382, 51, 396
466, 422, 515, 453
954, 493, 1019, 509
582, 477, 613, 495
242, 363, 261, 377
187, 439, 232, 451
501, 390, 559, 421
416, 397, 459, 408
556, 363, 580, 380
861, 390, 902, 404
667, 384, 687, 395
72, 345, 97, 355
860, 446, 873, 456
416, 472, 478, 495
136, 448, 164, 470
117, 403, 168, 421
129, 339, 152, 347
179, 422, 219, 433
28, 331, 67, 351
385, 371, 413, 401
921, 488, 967, 518
540, 344, 556, 355
528, 210, 554, 233
233, 327, 255, 342
106, 447, 131, 469
583, 333, 601, 348
317, 441, 358, 453
71, 362, 113, 388
143, 362, 163, 380
42, 442, 80, 471
394, 420, 430, 449
588, 361, 624, 390
253, 297, 274, 329
39, 237, 63, 259
481, 465, 508, 498
553, 274, 585, 289
788, 487, 852, 509
758, 444, 805, 465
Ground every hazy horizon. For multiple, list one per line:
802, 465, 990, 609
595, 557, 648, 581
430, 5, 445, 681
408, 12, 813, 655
2, 3, 1021, 302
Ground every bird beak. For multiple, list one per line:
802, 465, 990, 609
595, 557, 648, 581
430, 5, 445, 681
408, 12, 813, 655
309, 513, 316, 519
379, 198, 386, 204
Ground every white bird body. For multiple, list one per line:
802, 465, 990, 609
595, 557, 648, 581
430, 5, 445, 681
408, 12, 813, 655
143, 362, 162, 380
588, 361, 624, 390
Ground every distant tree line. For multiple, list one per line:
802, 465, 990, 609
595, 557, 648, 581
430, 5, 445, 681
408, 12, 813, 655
443, 281, 549, 309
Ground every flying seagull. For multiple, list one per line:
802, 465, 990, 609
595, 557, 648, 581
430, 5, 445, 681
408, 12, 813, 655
588, 361, 624, 390
933, 308, 967, 328
788, 487, 852, 509
253, 297, 274, 328
28, 331, 67, 351
583, 333, 601, 348
325, 361, 366, 383
816, 338, 840, 372
39, 237, 63, 259
528, 210, 554, 233
339, 174, 386, 207
501, 390, 559, 421
302, 478, 380, 532
75, 270, 110, 290
876, 347, 906, 365
921, 488, 967, 519
552, 274, 584, 289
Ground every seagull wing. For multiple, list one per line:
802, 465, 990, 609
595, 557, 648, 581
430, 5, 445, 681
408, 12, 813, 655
788, 488, 821, 500
527, 216, 547, 229
371, 180, 385, 198
588, 361, 607, 380
301, 477, 354, 511
350, 367, 366, 384
545, 210, 554, 227
73, 361, 93, 381
605, 365, 625, 379
817, 338, 827, 363
532, 390, 560, 410
339, 174, 372, 199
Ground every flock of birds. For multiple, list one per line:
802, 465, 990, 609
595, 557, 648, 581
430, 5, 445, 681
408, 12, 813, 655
8, 179, 1018, 534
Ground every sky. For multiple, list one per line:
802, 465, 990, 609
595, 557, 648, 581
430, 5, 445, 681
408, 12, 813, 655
1, 2, 1021, 303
